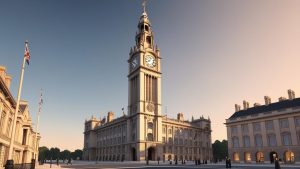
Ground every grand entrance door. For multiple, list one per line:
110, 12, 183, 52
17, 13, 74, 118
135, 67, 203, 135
148, 147, 155, 161
269, 151, 278, 163
131, 148, 137, 161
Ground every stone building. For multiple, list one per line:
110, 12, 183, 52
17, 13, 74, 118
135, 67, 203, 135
0, 66, 40, 168
83, 6, 212, 162
225, 89, 300, 163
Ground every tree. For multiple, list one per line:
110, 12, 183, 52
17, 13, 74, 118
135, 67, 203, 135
60, 150, 71, 161
212, 139, 228, 162
38, 146, 49, 161
50, 147, 60, 160
71, 149, 83, 160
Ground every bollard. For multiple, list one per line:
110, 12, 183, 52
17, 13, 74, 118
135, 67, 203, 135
31, 159, 36, 169
5, 160, 14, 169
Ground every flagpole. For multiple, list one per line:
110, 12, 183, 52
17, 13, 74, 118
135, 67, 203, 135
7, 42, 28, 165
34, 89, 42, 161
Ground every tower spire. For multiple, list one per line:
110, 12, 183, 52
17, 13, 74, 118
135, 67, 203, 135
142, 0, 147, 14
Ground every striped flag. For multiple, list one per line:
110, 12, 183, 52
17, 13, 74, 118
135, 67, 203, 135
24, 41, 30, 65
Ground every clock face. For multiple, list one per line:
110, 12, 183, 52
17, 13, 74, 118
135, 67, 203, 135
145, 55, 156, 68
131, 57, 138, 69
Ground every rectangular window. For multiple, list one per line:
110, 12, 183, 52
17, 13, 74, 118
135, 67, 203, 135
265, 121, 274, 130
232, 137, 239, 148
0, 112, 6, 134
267, 134, 277, 146
242, 124, 249, 133
168, 128, 172, 134
163, 126, 166, 134
297, 131, 300, 144
282, 133, 291, 146
279, 118, 289, 129
255, 135, 263, 147
162, 137, 166, 143
295, 117, 300, 127
253, 122, 261, 132
243, 136, 250, 147
231, 126, 238, 134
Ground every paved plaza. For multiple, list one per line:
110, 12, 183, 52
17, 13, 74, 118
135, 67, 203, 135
35, 161, 300, 169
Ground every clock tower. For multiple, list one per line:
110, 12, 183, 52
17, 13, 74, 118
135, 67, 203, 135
127, 4, 162, 161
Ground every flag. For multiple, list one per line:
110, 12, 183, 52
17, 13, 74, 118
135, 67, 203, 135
24, 41, 30, 65
40, 91, 43, 105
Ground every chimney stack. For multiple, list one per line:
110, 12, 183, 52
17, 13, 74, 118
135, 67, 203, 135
243, 100, 249, 110
235, 104, 241, 112
107, 111, 115, 123
288, 89, 295, 100
264, 96, 271, 105
177, 113, 184, 121
254, 103, 261, 107
278, 97, 287, 102
5, 75, 12, 89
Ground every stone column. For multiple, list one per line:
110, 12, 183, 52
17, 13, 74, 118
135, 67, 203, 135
273, 120, 282, 146
0, 144, 5, 169
288, 117, 297, 145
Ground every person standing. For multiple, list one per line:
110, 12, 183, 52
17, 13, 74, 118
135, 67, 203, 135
225, 157, 228, 168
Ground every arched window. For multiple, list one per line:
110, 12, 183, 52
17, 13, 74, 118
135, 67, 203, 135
232, 137, 239, 148
254, 134, 263, 147
145, 25, 149, 31
243, 135, 250, 147
281, 132, 292, 146
147, 133, 153, 141
284, 151, 295, 163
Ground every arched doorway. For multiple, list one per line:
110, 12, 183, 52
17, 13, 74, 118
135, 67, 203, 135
233, 152, 239, 162
131, 148, 137, 161
284, 151, 295, 163
244, 152, 251, 162
148, 147, 155, 161
256, 152, 264, 163
168, 155, 172, 161
269, 151, 278, 163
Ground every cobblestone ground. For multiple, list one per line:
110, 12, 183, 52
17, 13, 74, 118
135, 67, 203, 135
35, 161, 300, 169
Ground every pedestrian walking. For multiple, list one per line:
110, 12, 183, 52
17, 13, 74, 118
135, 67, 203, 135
275, 158, 281, 169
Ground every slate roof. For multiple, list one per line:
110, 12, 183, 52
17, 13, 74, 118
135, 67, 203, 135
19, 104, 27, 113
229, 97, 300, 119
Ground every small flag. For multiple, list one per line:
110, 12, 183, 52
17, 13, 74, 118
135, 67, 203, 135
24, 41, 30, 65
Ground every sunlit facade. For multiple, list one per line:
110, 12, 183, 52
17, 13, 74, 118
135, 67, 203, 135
226, 90, 300, 163
0, 66, 40, 168
83, 7, 212, 162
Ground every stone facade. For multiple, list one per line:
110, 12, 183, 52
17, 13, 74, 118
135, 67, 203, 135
225, 90, 300, 164
0, 66, 40, 168
83, 7, 212, 162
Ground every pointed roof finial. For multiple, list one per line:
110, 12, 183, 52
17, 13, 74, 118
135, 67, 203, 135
142, 0, 147, 13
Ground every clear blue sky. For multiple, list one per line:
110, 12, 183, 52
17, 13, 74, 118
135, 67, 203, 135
1, 0, 300, 151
